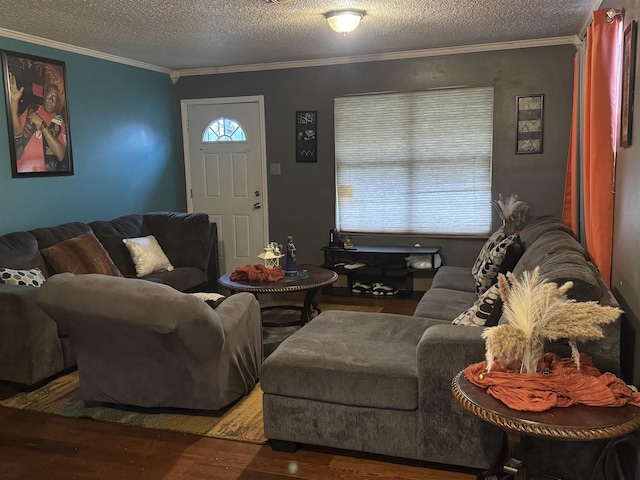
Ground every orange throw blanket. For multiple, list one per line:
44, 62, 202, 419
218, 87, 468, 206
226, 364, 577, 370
465, 353, 640, 412
230, 264, 284, 283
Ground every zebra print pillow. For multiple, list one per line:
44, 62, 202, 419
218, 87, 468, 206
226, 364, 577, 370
472, 227, 507, 278
475, 234, 518, 295
452, 283, 502, 327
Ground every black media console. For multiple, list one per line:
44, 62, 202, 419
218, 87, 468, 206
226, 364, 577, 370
321, 245, 441, 296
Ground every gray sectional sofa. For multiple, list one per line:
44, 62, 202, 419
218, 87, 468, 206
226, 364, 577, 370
261, 215, 621, 479
0, 211, 219, 387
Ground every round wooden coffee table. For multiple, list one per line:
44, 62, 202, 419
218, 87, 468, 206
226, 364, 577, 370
218, 264, 338, 326
452, 370, 640, 479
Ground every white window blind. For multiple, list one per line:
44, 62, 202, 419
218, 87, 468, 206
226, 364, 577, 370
335, 86, 494, 235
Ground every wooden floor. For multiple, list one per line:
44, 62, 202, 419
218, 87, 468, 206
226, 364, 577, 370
0, 291, 478, 480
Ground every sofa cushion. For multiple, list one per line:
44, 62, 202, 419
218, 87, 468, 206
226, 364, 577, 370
29, 222, 92, 250
41, 231, 122, 276
0, 231, 48, 274
123, 235, 174, 277
538, 253, 603, 302
0, 267, 46, 287
511, 229, 602, 302
471, 226, 507, 278
475, 234, 517, 294
89, 214, 145, 278
143, 212, 212, 270
517, 215, 574, 249
513, 230, 587, 275
430, 266, 476, 292
414, 287, 479, 321
452, 283, 502, 327
140, 267, 206, 292
261, 310, 433, 411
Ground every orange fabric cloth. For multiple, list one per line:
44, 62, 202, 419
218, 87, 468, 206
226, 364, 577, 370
465, 353, 640, 412
229, 264, 284, 283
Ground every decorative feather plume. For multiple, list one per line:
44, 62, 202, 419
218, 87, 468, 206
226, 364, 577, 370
483, 267, 623, 373
492, 194, 529, 234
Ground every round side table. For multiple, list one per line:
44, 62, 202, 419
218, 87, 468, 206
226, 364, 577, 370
452, 370, 640, 479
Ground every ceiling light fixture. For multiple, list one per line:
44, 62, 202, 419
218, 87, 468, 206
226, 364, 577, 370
324, 9, 365, 34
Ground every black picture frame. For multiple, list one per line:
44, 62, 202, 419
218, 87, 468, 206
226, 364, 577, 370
1, 50, 74, 177
296, 110, 317, 162
516, 94, 544, 154
621, 21, 637, 148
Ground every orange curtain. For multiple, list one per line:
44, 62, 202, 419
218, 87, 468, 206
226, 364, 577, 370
562, 53, 580, 232
564, 9, 622, 287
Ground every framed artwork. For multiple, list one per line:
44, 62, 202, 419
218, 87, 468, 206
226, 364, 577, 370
296, 110, 317, 162
516, 94, 544, 154
621, 21, 637, 148
1, 50, 73, 177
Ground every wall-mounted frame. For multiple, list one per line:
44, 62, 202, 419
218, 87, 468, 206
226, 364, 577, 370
516, 94, 544, 154
296, 110, 317, 163
1, 50, 73, 177
621, 20, 637, 148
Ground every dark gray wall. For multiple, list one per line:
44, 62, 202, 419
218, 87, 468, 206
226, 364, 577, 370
175, 45, 575, 268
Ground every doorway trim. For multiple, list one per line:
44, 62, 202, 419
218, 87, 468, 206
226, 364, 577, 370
180, 95, 270, 247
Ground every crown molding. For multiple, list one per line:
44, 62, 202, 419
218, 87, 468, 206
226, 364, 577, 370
0, 28, 171, 74
0, 28, 578, 80
172, 36, 580, 79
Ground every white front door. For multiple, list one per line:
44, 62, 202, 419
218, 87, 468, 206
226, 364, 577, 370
182, 96, 268, 274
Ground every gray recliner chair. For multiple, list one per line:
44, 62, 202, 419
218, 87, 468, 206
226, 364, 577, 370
37, 273, 262, 410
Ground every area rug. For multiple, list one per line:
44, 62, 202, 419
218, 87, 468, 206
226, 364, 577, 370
0, 304, 382, 444
0, 371, 267, 444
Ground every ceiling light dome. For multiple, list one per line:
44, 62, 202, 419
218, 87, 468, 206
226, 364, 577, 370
324, 9, 365, 34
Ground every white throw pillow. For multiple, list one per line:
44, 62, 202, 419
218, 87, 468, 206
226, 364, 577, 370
452, 283, 502, 327
122, 235, 174, 277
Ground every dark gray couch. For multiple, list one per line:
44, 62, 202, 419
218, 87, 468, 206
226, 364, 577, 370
261, 216, 621, 478
0, 211, 219, 387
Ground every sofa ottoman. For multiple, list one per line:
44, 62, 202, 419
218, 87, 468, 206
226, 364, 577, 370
261, 309, 466, 461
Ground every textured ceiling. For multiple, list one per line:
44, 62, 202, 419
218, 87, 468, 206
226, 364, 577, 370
0, 0, 599, 73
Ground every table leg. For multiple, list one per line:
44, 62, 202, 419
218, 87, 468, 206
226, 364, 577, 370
300, 288, 320, 324
503, 432, 527, 479
259, 289, 320, 327
478, 431, 528, 480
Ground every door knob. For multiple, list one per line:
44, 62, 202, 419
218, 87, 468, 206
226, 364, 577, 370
253, 202, 261, 209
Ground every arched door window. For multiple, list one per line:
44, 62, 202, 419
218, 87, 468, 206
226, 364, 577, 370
202, 117, 247, 142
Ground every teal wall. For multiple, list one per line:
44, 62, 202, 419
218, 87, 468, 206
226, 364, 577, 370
0, 37, 184, 234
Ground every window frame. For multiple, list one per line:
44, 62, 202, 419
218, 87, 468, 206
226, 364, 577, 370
202, 116, 247, 143
334, 86, 495, 237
